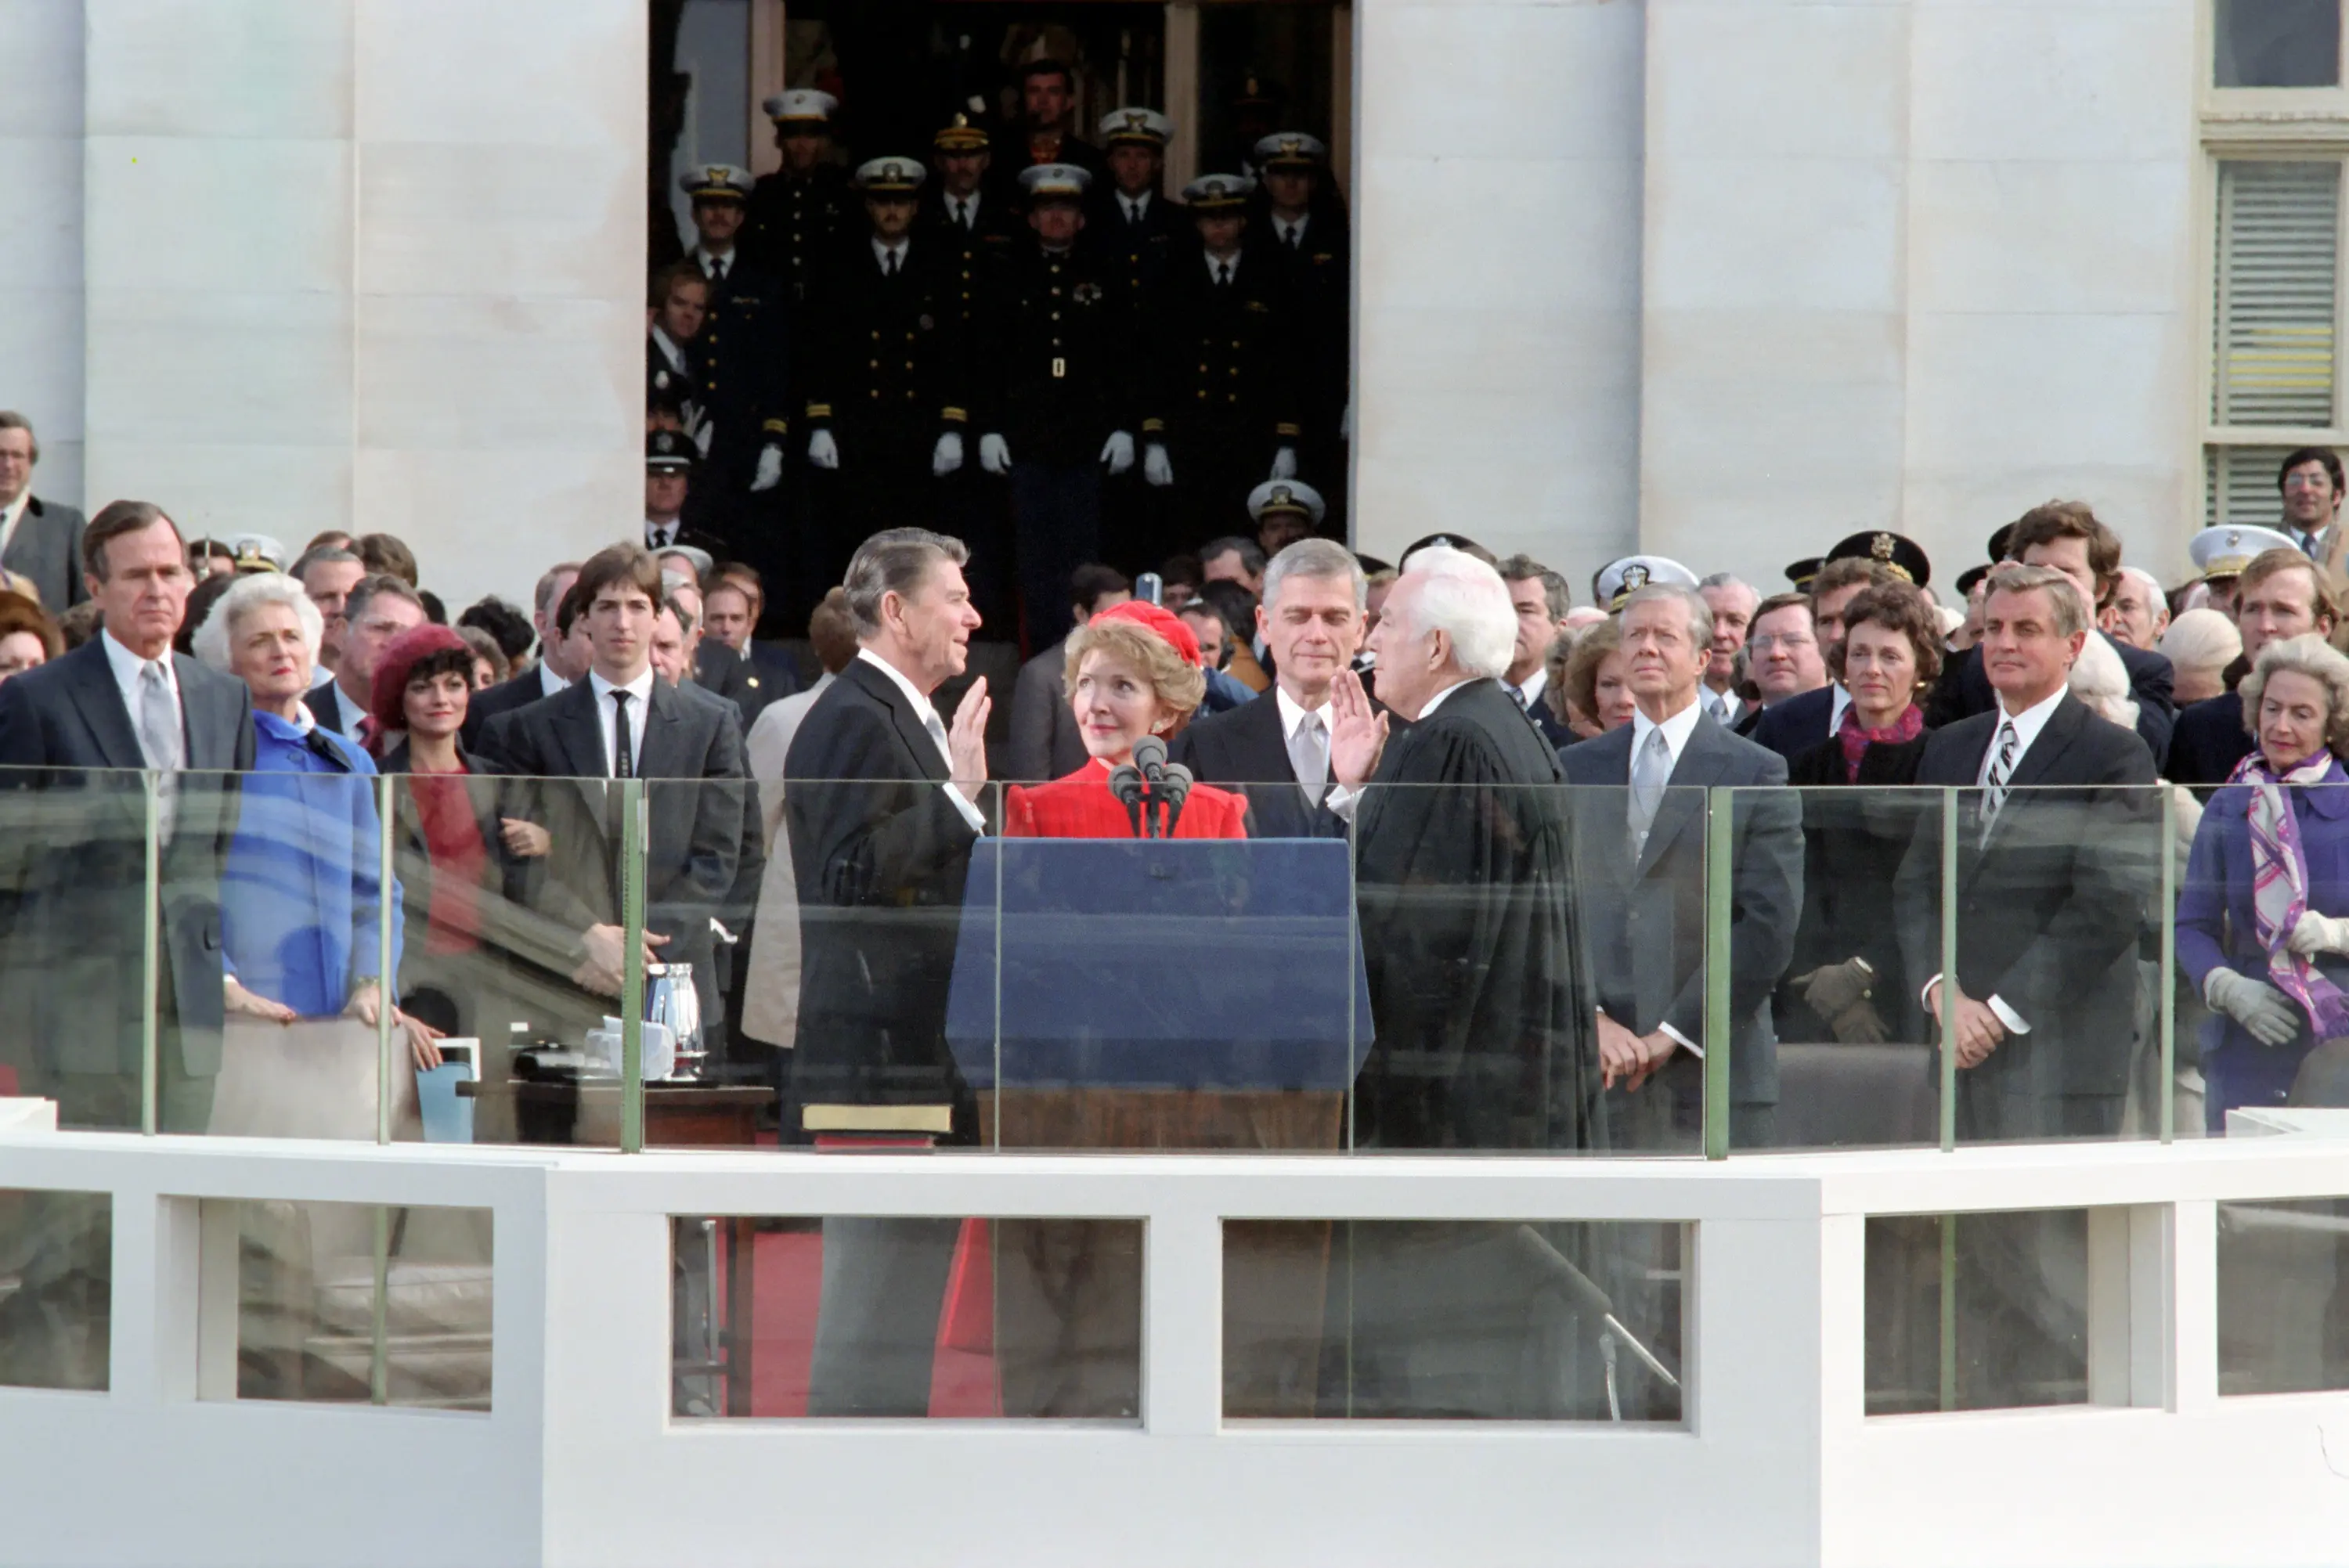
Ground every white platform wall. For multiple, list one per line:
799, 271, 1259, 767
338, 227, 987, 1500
4, 0, 2205, 609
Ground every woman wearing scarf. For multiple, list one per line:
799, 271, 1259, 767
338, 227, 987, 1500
1780, 585, 1943, 1046
2179, 633, 2349, 1130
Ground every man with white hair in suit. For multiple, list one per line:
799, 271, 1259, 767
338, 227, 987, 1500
1319, 546, 1611, 1418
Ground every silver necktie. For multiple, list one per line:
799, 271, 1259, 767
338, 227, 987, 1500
1290, 711, 1330, 809
923, 708, 953, 773
137, 661, 183, 839
1628, 726, 1671, 850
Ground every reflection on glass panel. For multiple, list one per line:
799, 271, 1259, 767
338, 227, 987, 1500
1769, 784, 1941, 1151
672, 1215, 1142, 1420
1866, 1209, 2095, 1415
201, 1199, 492, 1410
2219, 1197, 2349, 1395
1226, 1220, 1686, 1422
0, 767, 170, 1133
0, 1188, 110, 1391
2215, 0, 2341, 88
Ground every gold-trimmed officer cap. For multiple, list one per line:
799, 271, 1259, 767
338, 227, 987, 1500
933, 112, 989, 153
1254, 132, 1328, 170
1099, 106, 1174, 148
1247, 478, 1326, 526
1182, 173, 1255, 211
1018, 163, 1092, 200
853, 156, 927, 195
763, 88, 838, 124
2188, 524, 2300, 580
648, 429, 698, 472
230, 534, 286, 574
1597, 553, 1699, 611
1826, 528, 1932, 589
1784, 557, 1824, 591
679, 163, 754, 203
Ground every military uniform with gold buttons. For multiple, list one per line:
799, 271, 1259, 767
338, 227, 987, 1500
918, 115, 1023, 333
678, 164, 788, 547
745, 89, 853, 306
978, 164, 1139, 643
1087, 107, 1186, 308
801, 157, 972, 584
1254, 133, 1351, 533
1139, 175, 1301, 560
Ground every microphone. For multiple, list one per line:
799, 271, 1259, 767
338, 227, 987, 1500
1159, 761, 1193, 836
1132, 734, 1169, 783
1107, 761, 1145, 838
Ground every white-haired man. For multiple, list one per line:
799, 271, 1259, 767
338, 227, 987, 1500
1558, 581, 1802, 1155
1320, 545, 1608, 1417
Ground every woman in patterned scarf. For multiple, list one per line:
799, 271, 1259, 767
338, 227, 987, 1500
2180, 633, 2349, 1129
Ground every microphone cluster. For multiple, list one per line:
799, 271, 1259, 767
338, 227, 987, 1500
1111, 735, 1195, 838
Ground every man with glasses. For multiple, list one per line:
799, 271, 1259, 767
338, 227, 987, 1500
2278, 446, 2346, 584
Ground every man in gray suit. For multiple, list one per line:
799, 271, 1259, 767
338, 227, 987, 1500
0, 412, 87, 611
1558, 581, 1803, 1152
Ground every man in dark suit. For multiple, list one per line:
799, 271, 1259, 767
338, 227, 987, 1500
1174, 539, 1363, 838
0, 500, 258, 1387
476, 544, 753, 1040
679, 165, 790, 528
462, 576, 590, 752
2167, 546, 2335, 786
1496, 554, 1578, 750
1924, 503, 2174, 767
1559, 581, 1803, 1152
784, 527, 991, 1416
305, 573, 424, 741
1893, 567, 2157, 1406
1089, 108, 1184, 307
0, 413, 85, 612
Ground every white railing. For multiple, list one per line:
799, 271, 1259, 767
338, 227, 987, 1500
4, 1130, 2349, 1567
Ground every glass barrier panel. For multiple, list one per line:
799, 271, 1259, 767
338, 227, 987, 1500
1224, 1219, 1687, 1421
1866, 1207, 2110, 1414
0, 766, 164, 1134
198, 1198, 492, 1408
1763, 784, 1942, 1152
671, 1213, 1143, 1419
2185, 781, 2349, 1137
378, 770, 665, 1152
2217, 1196, 2349, 1395
0, 1187, 110, 1390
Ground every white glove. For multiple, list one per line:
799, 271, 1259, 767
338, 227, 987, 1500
806, 429, 839, 470
933, 431, 965, 477
1339, 402, 1352, 442
1269, 445, 1298, 481
979, 433, 1012, 475
1100, 431, 1135, 476
2289, 910, 2349, 958
2206, 968, 2304, 1047
750, 443, 784, 492
1143, 442, 1174, 488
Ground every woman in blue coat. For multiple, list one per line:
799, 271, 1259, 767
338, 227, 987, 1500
2178, 633, 2349, 1129
194, 572, 438, 1069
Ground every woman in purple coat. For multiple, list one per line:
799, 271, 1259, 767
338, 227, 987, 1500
2178, 633, 2349, 1129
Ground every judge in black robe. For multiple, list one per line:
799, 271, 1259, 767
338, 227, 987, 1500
1316, 553, 1615, 1421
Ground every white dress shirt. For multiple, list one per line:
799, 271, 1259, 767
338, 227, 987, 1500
947, 193, 982, 229
1919, 684, 2071, 1036
587, 666, 656, 777
1273, 683, 1333, 760
650, 326, 690, 377
871, 237, 910, 273
1204, 251, 1239, 285
646, 517, 683, 550
539, 661, 570, 700
101, 629, 181, 752
1508, 667, 1550, 716
856, 649, 987, 834
692, 244, 736, 282
1120, 192, 1152, 224
1622, 694, 1707, 1055
1272, 214, 1309, 248
1824, 683, 1853, 739
1324, 679, 1476, 822
0, 492, 28, 560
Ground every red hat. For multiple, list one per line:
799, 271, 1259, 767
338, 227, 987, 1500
370, 623, 472, 731
1089, 598, 1201, 667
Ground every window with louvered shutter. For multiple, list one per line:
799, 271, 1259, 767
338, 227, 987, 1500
2213, 160, 2340, 427
2204, 442, 2301, 528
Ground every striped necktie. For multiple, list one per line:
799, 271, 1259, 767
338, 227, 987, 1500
1979, 719, 2019, 842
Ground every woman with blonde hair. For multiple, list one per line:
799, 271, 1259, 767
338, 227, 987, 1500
2179, 633, 2349, 1126
1004, 600, 1248, 839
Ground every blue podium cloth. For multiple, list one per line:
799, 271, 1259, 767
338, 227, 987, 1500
945, 838, 1375, 1090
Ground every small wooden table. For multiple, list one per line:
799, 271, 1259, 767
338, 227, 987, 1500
460, 1080, 771, 1414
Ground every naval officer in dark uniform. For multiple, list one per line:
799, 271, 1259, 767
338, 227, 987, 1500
745, 88, 852, 305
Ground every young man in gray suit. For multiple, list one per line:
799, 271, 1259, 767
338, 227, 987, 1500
0, 412, 87, 612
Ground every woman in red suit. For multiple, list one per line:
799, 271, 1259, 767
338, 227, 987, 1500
1005, 600, 1249, 839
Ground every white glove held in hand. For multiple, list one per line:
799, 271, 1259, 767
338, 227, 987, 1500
2206, 968, 2304, 1047
979, 433, 1012, 475
2288, 910, 2349, 958
1143, 442, 1174, 488
806, 429, 839, 470
1100, 431, 1135, 475
1269, 445, 1299, 480
750, 443, 785, 492
933, 431, 965, 477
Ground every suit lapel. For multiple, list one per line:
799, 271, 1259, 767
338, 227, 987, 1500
2001, 695, 2085, 794
1637, 717, 1731, 876
849, 658, 947, 782
637, 679, 691, 780
172, 658, 239, 772
65, 638, 147, 770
